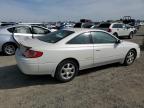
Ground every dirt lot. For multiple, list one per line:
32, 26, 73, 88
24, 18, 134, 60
0, 26, 144, 108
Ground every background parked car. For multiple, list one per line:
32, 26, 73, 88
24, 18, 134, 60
74, 22, 94, 28
125, 24, 137, 34
0, 25, 51, 55
96, 22, 135, 39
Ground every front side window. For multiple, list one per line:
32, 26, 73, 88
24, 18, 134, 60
32, 26, 50, 34
37, 30, 74, 43
91, 31, 117, 44
14, 26, 31, 34
67, 32, 91, 44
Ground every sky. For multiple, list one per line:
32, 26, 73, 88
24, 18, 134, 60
0, 0, 144, 22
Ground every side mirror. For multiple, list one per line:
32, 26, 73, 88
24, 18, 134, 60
115, 39, 121, 44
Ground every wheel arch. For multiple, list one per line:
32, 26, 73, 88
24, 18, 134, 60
53, 57, 80, 77
130, 48, 137, 57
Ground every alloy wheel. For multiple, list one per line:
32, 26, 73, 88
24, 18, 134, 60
125, 50, 136, 65
4, 44, 16, 55
60, 63, 76, 80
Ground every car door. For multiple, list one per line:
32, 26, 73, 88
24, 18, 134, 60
91, 31, 124, 66
32, 26, 51, 37
117, 24, 126, 36
111, 24, 120, 35
122, 24, 130, 36
67, 32, 93, 70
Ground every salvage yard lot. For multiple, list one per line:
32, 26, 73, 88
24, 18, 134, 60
0, 27, 144, 108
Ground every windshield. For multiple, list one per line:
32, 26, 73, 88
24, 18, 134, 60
37, 30, 74, 43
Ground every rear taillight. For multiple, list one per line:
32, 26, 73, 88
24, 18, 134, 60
23, 50, 43, 58
108, 28, 112, 32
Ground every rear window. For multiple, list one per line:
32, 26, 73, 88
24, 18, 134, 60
37, 30, 74, 43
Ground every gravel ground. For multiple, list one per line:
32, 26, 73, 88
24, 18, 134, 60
0, 26, 144, 108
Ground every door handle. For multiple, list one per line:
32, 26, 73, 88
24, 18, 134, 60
95, 50, 101, 51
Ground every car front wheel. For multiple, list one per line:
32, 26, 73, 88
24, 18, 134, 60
124, 49, 136, 66
55, 60, 78, 82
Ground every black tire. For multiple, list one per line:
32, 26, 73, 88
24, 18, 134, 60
128, 32, 133, 39
123, 49, 136, 66
55, 60, 79, 82
2, 43, 16, 55
113, 33, 119, 38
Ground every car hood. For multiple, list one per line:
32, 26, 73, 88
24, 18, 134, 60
121, 40, 139, 47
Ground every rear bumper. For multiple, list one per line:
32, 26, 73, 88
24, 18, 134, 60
16, 60, 39, 75
15, 50, 57, 76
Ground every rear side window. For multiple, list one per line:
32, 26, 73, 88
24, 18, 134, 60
67, 32, 91, 44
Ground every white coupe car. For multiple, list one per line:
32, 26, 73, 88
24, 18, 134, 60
15, 28, 140, 82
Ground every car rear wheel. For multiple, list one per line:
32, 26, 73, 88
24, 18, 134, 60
128, 32, 133, 39
55, 60, 78, 82
123, 49, 136, 66
2, 43, 16, 55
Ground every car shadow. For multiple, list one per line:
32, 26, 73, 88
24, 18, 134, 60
0, 63, 121, 90
135, 34, 144, 36
140, 45, 144, 51
0, 65, 58, 89
78, 63, 121, 76
0, 52, 4, 56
